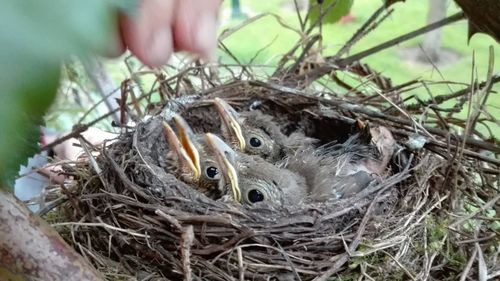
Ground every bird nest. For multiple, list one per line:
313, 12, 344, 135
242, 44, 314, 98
48, 14, 500, 281
52, 82, 499, 280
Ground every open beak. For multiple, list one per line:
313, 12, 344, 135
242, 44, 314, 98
204, 133, 242, 202
213, 98, 246, 151
162, 117, 201, 181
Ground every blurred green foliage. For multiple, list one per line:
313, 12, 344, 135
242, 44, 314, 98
220, 0, 499, 137
308, 0, 353, 25
0, 0, 118, 189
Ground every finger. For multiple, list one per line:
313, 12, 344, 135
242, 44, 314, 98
172, 0, 221, 61
100, 11, 127, 58
120, 0, 175, 67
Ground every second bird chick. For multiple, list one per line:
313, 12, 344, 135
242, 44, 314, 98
204, 124, 396, 207
214, 98, 315, 163
162, 114, 223, 198
204, 133, 308, 206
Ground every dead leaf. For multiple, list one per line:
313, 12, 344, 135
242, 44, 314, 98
454, 0, 500, 42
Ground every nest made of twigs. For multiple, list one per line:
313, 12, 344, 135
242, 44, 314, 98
50, 75, 499, 280
45, 6, 500, 279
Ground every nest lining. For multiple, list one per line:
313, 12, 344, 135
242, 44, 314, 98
49, 77, 500, 281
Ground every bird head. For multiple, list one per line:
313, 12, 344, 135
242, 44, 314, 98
204, 133, 306, 206
204, 133, 242, 202
213, 98, 280, 161
162, 114, 222, 191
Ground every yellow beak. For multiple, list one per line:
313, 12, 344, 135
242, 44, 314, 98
204, 133, 242, 202
162, 118, 201, 181
213, 98, 246, 152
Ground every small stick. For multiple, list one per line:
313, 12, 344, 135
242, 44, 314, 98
293, 0, 305, 32
335, 12, 466, 66
314, 182, 388, 280
51, 222, 149, 238
333, 5, 390, 60
459, 246, 478, 281
449, 194, 500, 228
237, 247, 245, 281
181, 225, 194, 281
155, 209, 183, 231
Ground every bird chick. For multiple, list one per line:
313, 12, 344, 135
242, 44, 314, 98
204, 133, 308, 206
213, 98, 315, 162
162, 114, 223, 198
285, 124, 396, 201
205, 124, 396, 206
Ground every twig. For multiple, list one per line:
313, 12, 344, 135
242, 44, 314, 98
305, 0, 340, 35
314, 183, 387, 280
237, 247, 245, 281
41, 110, 116, 151
272, 237, 302, 281
449, 194, 500, 228
244, 263, 317, 275
192, 231, 254, 255
460, 247, 477, 281
469, 46, 495, 135
288, 34, 322, 75
103, 148, 154, 200
155, 209, 183, 231
51, 222, 149, 238
219, 14, 268, 41
335, 12, 466, 66
78, 138, 107, 191
333, 5, 390, 60
293, 0, 305, 32
181, 225, 194, 281
382, 250, 417, 280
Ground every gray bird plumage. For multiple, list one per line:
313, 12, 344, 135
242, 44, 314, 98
284, 123, 395, 201
205, 123, 396, 206
284, 124, 395, 201
204, 133, 308, 206
228, 152, 307, 206
163, 98, 396, 206
214, 98, 316, 163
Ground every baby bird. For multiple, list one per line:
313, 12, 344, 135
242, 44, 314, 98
213, 98, 315, 163
285, 124, 396, 201
204, 124, 396, 206
162, 114, 223, 198
204, 133, 308, 206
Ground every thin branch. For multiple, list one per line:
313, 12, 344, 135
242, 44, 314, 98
335, 12, 466, 66
406, 74, 500, 111
333, 5, 391, 60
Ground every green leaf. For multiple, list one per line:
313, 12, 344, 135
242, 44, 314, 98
308, 0, 354, 25
0, 0, 120, 189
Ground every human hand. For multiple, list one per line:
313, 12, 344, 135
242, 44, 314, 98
47, 127, 118, 162
116, 0, 222, 67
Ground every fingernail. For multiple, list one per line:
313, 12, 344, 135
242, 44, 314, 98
147, 28, 173, 67
194, 13, 218, 61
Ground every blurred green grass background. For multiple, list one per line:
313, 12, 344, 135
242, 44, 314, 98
50, 0, 499, 138
218, 0, 499, 137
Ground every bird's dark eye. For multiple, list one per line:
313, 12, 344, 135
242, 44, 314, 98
249, 137, 262, 148
205, 166, 219, 179
247, 189, 265, 203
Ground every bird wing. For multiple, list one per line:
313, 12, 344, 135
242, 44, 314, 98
309, 171, 374, 201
